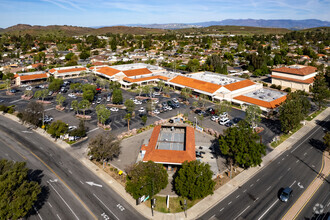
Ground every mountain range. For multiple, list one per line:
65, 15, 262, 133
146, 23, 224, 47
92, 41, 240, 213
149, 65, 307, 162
127, 19, 330, 30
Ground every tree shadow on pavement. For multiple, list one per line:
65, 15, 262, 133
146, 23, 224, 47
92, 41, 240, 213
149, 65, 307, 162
26, 169, 50, 218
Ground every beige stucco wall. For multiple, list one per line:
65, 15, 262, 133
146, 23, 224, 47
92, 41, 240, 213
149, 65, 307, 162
272, 78, 310, 92
272, 71, 316, 80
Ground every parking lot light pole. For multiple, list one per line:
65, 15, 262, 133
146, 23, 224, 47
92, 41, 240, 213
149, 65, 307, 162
194, 117, 197, 128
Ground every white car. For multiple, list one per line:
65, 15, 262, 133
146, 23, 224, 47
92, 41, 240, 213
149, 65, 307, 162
134, 100, 142, 105
211, 115, 219, 121
39, 85, 45, 89
110, 107, 119, 112
219, 118, 230, 125
138, 107, 145, 113
106, 96, 111, 102
152, 109, 160, 114
153, 92, 160, 96
68, 93, 76, 98
26, 86, 32, 91
172, 98, 179, 103
68, 126, 77, 131
220, 112, 228, 118
166, 106, 173, 111
152, 99, 159, 104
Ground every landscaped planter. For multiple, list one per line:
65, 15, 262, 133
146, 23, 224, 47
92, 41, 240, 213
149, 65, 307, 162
97, 122, 111, 130
106, 104, 126, 109
21, 95, 32, 100
36, 100, 52, 104
56, 105, 65, 111
75, 114, 92, 120
6, 91, 14, 96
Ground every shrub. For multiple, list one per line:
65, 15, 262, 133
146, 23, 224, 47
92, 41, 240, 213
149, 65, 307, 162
270, 84, 277, 89
262, 82, 268, 87
284, 88, 291, 93
7, 107, 15, 114
0, 105, 8, 112
276, 85, 282, 90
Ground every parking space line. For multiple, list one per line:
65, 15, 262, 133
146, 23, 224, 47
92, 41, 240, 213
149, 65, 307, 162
45, 107, 55, 111
86, 127, 99, 134
9, 99, 22, 104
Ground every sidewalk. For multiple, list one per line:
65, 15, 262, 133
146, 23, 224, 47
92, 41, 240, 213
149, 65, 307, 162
2, 107, 329, 220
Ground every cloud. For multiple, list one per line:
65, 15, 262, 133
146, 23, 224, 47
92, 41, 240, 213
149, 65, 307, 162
41, 0, 85, 11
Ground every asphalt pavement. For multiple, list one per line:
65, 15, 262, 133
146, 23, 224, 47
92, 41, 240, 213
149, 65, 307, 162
0, 115, 145, 220
197, 115, 330, 220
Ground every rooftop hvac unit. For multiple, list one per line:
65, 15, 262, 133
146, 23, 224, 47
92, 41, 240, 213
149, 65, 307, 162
267, 93, 271, 96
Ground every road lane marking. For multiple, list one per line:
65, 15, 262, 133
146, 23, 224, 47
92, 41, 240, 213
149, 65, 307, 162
209, 214, 215, 219
296, 160, 299, 163
278, 162, 280, 164
220, 208, 224, 212
57, 214, 62, 220
282, 153, 326, 220
266, 186, 271, 191
93, 193, 119, 220
155, 115, 163, 120
304, 152, 307, 156
33, 206, 43, 220
4, 133, 98, 220
254, 197, 259, 202
48, 202, 53, 208
291, 125, 324, 153
256, 178, 260, 182
278, 175, 283, 180
87, 127, 99, 134
243, 189, 247, 193
45, 107, 55, 111
48, 181, 79, 220
287, 168, 291, 171
228, 201, 232, 205
250, 184, 254, 187
282, 158, 285, 161
236, 195, 240, 199
258, 200, 278, 220
9, 99, 22, 104
233, 205, 250, 220
1, 139, 27, 160
80, 180, 84, 184
68, 170, 73, 174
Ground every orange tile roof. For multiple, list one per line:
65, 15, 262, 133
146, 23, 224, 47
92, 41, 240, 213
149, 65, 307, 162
122, 68, 152, 77
57, 67, 87, 74
49, 69, 56, 73
271, 75, 315, 84
169, 75, 221, 94
92, 61, 105, 66
96, 66, 121, 77
123, 75, 169, 83
31, 63, 44, 68
234, 94, 287, 109
142, 126, 196, 164
272, 66, 317, 76
224, 79, 255, 91
20, 73, 48, 81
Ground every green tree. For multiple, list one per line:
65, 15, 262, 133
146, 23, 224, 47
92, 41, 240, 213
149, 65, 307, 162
219, 121, 266, 174
174, 160, 215, 200
47, 120, 68, 139
48, 78, 63, 92
216, 100, 231, 115
245, 105, 262, 128
83, 90, 95, 102
70, 83, 82, 92
0, 159, 41, 220
78, 99, 90, 116
141, 115, 148, 125
124, 99, 135, 113
279, 91, 310, 133
95, 104, 111, 125
56, 94, 66, 107
112, 89, 123, 104
198, 94, 208, 109
24, 90, 33, 97
310, 72, 330, 110
71, 100, 78, 114
88, 133, 121, 161
79, 50, 90, 60
142, 85, 154, 99
70, 120, 86, 137
157, 81, 165, 93
65, 52, 74, 61
5, 79, 11, 91
125, 161, 168, 200
181, 88, 192, 100
124, 113, 132, 131
34, 89, 48, 102
187, 59, 200, 72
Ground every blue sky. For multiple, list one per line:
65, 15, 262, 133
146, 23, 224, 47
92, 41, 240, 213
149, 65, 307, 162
0, 0, 329, 28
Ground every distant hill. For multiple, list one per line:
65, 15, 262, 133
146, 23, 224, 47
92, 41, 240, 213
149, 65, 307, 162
91, 26, 168, 35
127, 19, 330, 30
177, 25, 291, 35
1, 24, 168, 36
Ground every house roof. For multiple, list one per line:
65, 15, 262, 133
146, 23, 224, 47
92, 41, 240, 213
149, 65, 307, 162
19, 73, 48, 81
57, 67, 87, 74
123, 75, 169, 83
142, 126, 196, 164
122, 68, 152, 77
96, 66, 121, 77
272, 66, 317, 76
49, 69, 56, 73
31, 63, 44, 68
169, 75, 221, 94
224, 79, 255, 91
234, 94, 287, 109
271, 75, 315, 84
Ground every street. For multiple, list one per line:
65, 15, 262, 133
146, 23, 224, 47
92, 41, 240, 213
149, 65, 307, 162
0, 115, 145, 220
198, 116, 329, 220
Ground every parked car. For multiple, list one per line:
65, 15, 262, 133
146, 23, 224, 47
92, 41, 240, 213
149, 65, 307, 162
279, 187, 293, 202
173, 103, 180, 108
225, 121, 234, 127
10, 89, 18, 93
172, 98, 179, 103
211, 115, 219, 121
0, 100, 4, 103
197, 110, 206, 116
97, 97, 102, 104
207, 107, 216, 115
106, 96, 111, 102
219, 118, 230, 125
68, 93, 76, 98
166, 106, 173, 111
68, 126, 77, 132
152, 109, 160, 114
162, 102, 168, 107
110, 107, 119, 112
220, 112, 228, 118
138, 107, 145, 113
153, 92, 160, 96
48, 91, 53, 96
233, 117, 243, 125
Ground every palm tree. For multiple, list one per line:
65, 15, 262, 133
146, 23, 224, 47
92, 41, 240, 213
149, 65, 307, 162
124, 113, 132, 131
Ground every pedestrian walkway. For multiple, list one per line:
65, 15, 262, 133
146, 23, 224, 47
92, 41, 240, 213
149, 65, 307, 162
281, 150, 330, 220
1, 107, 329, 220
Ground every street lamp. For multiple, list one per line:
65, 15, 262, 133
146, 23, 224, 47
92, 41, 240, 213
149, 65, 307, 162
194, 117, 197, 128
183, 199, 187, 218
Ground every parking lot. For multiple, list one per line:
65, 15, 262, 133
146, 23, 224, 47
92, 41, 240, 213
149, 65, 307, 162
0, 77, 279, 153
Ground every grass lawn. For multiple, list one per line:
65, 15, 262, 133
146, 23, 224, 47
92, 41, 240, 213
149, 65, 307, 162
271, 124, 303, 148
306, 107, 326, 121
144, 196, 201, 213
